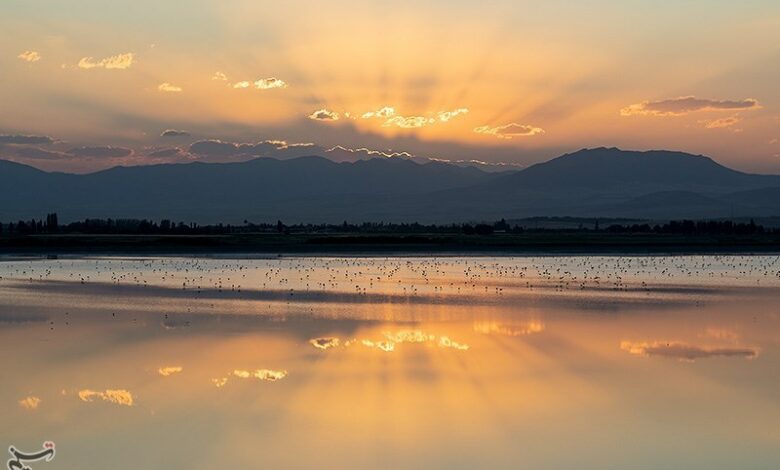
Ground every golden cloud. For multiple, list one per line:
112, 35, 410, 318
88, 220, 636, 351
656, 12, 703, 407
158, 82, 183, 93
357, 106, 468, 128
326, 145, 415, 160
254, 77, 288, 89
383, 115, 434, 128
474, 123, 545, 138
437, 108, 469, 122
308, 109, 340, 121
361, 106, 396, 119
18, 50, 41, 62
158, 366, 183, 376
212, 71, 228, 81
232, 78, 287, 89
78, 53, 135, 70
620, 96, 760, 117
702, 116, 741, 129
232, 369, 288, 381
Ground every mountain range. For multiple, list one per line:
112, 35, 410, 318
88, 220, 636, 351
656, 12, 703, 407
1, 147, 779, 223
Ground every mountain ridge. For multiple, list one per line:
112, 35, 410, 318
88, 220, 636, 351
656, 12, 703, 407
1, 148, 779, 223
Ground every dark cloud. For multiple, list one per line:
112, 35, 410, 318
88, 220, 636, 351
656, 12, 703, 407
0, 313, 49, 324
621, 97, 760, 116
0, 134, 55, 145
185, 139, 519, 172
621, 341, 758, 361
14, 146, 72, 160
161, 129, 191, 137
189, 139, 241, 157
67, 146, 133, 158
148, 147, 182, 158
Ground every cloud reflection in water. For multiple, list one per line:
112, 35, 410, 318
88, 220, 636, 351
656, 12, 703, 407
78, 389, 135, 406
621, 341, 758, 361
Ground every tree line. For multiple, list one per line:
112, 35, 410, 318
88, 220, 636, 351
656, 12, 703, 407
0, 214, 776, 236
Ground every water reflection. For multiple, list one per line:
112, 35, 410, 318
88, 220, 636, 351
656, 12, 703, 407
158, 366, 183, 376
231, 369, 288, 382
211, 377, 228, 388
77, 389, 134, 406
360, 339, 396, 352
620, 340, 759, 361
473, 320, 545, 336
310, 337, 340, 350
0, 255, 779, 469
18, 396, 40, 410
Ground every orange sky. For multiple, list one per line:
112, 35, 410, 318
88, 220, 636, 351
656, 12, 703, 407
1, 0, 779, 172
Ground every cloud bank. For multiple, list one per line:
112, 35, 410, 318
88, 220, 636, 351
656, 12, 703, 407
474, 123, 545, 139
12, 147, 73, 160
621, 96, 760, 117
67, 146, 133, 158
0, 134, 54, 145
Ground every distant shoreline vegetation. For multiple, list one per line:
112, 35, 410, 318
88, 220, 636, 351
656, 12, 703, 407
1, 214, 779, 254
0, 214, 776, 237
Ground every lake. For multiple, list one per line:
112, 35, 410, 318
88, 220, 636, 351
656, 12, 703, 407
1, 255, 779, 469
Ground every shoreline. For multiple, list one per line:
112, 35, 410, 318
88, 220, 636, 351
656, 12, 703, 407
1, 232, 779, 256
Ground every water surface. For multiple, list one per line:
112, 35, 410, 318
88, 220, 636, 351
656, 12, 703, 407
1, 255, 779, 469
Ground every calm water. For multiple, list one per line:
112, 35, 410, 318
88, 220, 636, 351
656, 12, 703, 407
1, 255, 779, 469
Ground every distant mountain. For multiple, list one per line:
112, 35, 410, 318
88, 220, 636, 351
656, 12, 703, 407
468, 147, 780, 194
403, 148, 780, 220
0, 155, 496, 222
1, 148, 779, 223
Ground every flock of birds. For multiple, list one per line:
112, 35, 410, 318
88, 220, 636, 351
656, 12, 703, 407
0, 255, 779, 301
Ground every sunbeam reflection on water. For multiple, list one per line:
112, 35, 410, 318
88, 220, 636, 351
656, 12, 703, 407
1, 255, 779, 469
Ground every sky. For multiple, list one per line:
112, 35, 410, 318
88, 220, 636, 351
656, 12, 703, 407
1, 0, 779, 173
